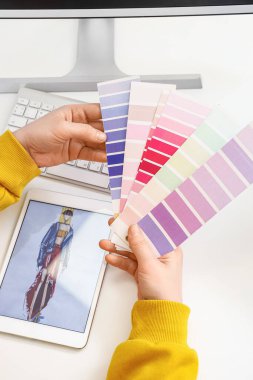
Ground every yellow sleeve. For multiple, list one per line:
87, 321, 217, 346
107, 300, 198, 380
0, 130, 41, 211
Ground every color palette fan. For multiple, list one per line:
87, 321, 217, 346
98, 77, 253, 255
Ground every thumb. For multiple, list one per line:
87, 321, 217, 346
128, 224, 155, 262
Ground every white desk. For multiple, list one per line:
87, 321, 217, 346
0, 16, 253, 380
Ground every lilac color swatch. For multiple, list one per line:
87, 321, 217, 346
139, 215, 174, 255
165, 192, 202, 234
151, 203, 188, 246
137, 125, 253, 256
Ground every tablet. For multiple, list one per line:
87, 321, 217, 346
0, 189, 112, 348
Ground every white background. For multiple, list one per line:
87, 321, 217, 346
0, 16, 253, 380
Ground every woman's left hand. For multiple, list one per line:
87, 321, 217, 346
14, 103, 106, 168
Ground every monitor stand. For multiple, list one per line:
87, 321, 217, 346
0, 18, 202, 93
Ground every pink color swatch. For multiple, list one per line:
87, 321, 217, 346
119, 83, 175, 212
129, 92, 211, 197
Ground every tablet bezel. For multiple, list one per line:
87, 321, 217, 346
0, 188, 112, 348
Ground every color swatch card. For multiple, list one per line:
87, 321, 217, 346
125, 91, 170, 203
97, 77, 253, 256
129, 92, 212, 200
140, 91, 171, 159
111, 108, 240, 249
138, 123, 253, 255
98, 76, 140, 215
119, 82, 175, 212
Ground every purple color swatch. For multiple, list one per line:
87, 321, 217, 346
207, 153, 246, 197
165, 192, 202, 234
151, 204, 188, 246
98, 77, 139, 212
193, 166, 231, 209
180, 178, 216, 222
222, 140, 253, 183
139, 215, 174, 255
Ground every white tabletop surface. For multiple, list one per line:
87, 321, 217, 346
0, 16, 253, 380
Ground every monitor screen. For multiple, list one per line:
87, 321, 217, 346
1, 0, 253, 8
1, 0, 253, 17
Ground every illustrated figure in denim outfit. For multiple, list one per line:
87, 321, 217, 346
25, 207, 74, 322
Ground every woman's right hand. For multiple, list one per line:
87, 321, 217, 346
99, 223, 183, 302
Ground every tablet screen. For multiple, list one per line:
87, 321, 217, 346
0, 200, 109, 333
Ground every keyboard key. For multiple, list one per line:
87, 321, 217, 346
29, 100, 41, 108
67, 161, 76, 166
17, 97, 29, 106
101, 163, 108, 175
13, 104, 25, 116
41, 103, 54, 111
8, 115, 27, 128
76, 160, 89, 169
47, 164, 109, 189
37, 110, 49, 118
24, 107, 38, 119
89, 162, 102, 172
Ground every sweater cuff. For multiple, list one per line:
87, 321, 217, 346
0, 130, 41, 194
129, 300, 190, 345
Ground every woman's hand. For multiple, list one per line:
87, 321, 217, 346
14, 103, 106, 168
100, 221, 183, 302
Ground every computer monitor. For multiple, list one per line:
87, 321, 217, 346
0, 1, 253, 92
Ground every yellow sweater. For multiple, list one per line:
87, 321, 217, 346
0, 130, 198, 380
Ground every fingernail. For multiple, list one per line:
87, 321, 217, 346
97, 131, 106, 142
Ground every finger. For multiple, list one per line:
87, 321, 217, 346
77, 146, 107, 162
99, 239, 137, 260
99, 239, 128, 255
69, 103, 102, 123
100, 239, 117, 253
67, 139, 105, 160
81, 103, 102, 121
83, 140, 106, 150
105, 254, 137, 277
128, 224, 156, 262
159, 246, 183, 264
89, 120, 104, 132
66, 122, 106, 144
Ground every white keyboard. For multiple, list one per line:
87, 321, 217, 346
6, 87, 109, 192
